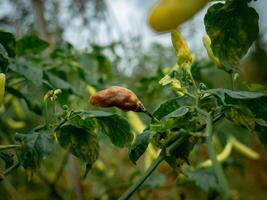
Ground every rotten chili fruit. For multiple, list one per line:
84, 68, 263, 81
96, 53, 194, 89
90, 86, 146, 112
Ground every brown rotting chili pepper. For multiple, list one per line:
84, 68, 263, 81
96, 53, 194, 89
90, 86, 146, 112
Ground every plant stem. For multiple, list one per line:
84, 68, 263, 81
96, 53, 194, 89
206, 113, 230, 200
0, 144, 21, 151
118, 154, 165, 200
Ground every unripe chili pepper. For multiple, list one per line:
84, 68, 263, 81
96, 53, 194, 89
90, 86, 146, 112
0, 73, 6, 107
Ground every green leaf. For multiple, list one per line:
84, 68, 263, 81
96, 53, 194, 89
255, 118, 267, 127
9, 63, 43, 87
70, 115, 98, 131
162, 106, 189, 120
15, 130, 54, 169
16, 35, 49, 55
0, 31, 16, 57
204, 1, 259, 70
97, 114, 134, 148
0, 43, 9, 71
129, 130, 151, 164
153, 96, 193, 120
74, 111, 134, 148
56, 124, 99, 165
205, 88, 266, 104
83, 110, 114, 117
46, 72, 71, 90
184, 168, 219, 192
223, 105, 255, 131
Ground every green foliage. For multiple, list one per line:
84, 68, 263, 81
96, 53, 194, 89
205, 88, 266, 104
204, 0, 259, 71
70, 111, 134, 148
206, 88, 267, 146
183, 168, 219, 192
129, 130, 151, 164
16, 35, 49, 55
15, 129, 54, 169
0, 44, 9, 71
162, 106, 189, 120
223, 104, 255, 131
9, 63, 43, 87
153, 96, 193, 120
0, 30, 16, 57
6, 86, 43, 115
96, 114, 133, 148
46, 72, 73, 91
56, 124, 99, 166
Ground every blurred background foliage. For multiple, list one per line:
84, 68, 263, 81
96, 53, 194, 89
0, 0, 267, 200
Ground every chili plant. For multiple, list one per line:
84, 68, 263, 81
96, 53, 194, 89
0, 0, 266, 200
